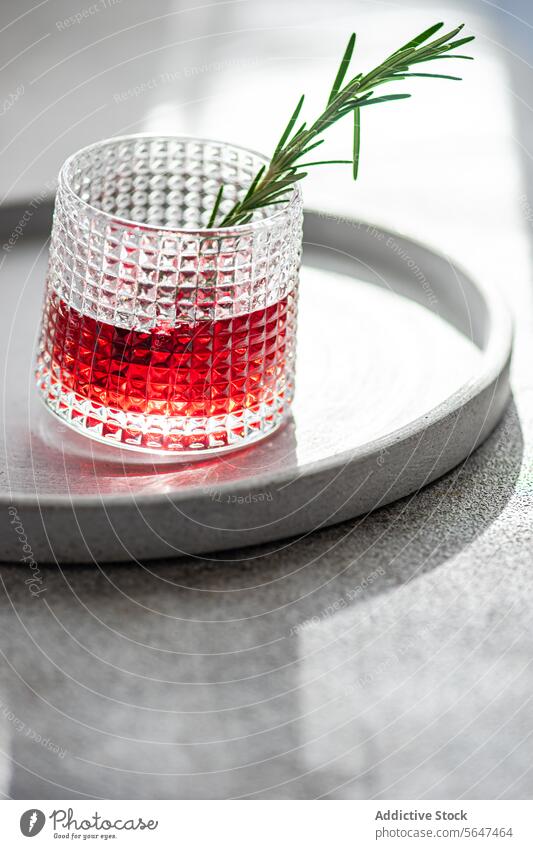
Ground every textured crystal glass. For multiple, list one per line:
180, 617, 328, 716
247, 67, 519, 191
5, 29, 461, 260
35, 136, 303, 455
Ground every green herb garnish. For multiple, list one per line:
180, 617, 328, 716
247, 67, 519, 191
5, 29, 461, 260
210, 22, 474, 228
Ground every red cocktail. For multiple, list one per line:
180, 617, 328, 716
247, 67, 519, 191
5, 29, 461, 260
35, 136, 302, 454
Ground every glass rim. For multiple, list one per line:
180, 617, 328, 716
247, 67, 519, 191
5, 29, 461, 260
58, 133, 303, 237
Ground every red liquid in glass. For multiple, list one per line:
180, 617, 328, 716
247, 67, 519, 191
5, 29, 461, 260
41, 290, 291, 446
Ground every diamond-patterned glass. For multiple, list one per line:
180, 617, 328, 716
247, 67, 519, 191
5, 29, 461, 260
35, 136, 303, 454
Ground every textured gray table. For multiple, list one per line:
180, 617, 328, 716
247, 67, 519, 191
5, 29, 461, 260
0, 0, 532, 800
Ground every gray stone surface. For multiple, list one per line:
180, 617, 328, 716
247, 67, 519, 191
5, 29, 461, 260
1, 0, 532, 800
0, 402, 528, 799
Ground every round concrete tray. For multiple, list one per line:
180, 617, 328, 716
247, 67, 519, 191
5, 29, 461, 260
0, 203, 512, 563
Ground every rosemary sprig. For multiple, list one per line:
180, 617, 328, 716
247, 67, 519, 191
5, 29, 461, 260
211, 22, 474, 228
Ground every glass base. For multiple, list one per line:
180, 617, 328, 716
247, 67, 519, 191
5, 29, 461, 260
35, 362, 292, 457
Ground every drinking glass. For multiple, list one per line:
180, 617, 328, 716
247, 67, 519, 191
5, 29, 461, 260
35, 135, 303, 455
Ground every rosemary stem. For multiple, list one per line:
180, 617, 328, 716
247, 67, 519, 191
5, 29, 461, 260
211, 22, 474, 228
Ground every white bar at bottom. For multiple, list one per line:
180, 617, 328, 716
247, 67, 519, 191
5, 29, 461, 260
1, 800, 532, 847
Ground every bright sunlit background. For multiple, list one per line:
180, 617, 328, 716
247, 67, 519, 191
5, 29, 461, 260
0, 2, 528, 202
2, 0, 532, 288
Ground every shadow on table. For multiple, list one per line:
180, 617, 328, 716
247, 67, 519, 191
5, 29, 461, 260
0, 398, 523, 800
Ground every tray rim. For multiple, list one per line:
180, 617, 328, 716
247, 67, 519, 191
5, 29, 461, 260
1, 206, 513, 509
